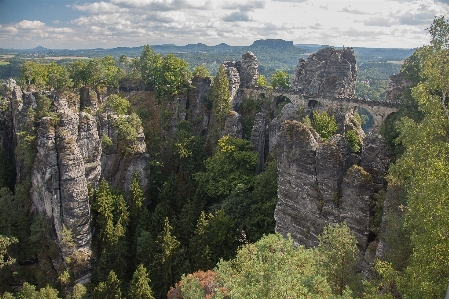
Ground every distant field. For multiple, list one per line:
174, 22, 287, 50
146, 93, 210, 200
0, 55, 15, 59
43, 56, 89, 60
387, 60, 405, 65
0, 61, 10, 65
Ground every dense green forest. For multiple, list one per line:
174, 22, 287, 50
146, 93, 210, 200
0, 18, 448, 299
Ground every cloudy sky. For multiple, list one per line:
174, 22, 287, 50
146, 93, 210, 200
0, 0, 448, 49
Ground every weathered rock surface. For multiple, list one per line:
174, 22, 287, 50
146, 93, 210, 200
385, 73, 411, 103
30, 97, 93, 283
274, 120, 386, 254
238, 51, 258, 87
190, 76, 212, 136
361, 132, 389, 192
250, 112, 267, 173
97, 111, 149, 194
0, 82, 151, 285
222, 111, 243, 138
223, 61, 241, 111
293, 47, 357, 98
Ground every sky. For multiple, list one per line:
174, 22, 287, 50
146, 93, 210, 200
0, 0, 448, 49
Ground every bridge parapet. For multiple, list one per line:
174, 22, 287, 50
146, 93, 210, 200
241, 87, 399, 127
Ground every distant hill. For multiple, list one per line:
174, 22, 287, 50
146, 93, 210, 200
250, 39, 295, 49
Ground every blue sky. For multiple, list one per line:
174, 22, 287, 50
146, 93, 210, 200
0, 0, 448, 49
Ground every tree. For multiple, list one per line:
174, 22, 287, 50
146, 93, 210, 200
255, 74, 269, 87
91, 179, 129, 280
318, 222, 358, 296
0, 235, 18, 269
271, 70, 290, 89
311, 110, 338, 140
154, 217, 181, 298
193, 64, 210, 78
140, 45, 161, 88
210, 234, 337, 299
19, 61, 48, 89
211, 64, 231, 129
194, 136, 258, 201
155, 54, 191, 98
93, 270, 122, 299
47, 62, 73, 92
388, 16, 449, 299
128, 264, 155, 299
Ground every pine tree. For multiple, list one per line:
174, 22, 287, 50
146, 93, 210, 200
212, 64, 231, 129
128, 264, 155, 299
93, 270, 122, 299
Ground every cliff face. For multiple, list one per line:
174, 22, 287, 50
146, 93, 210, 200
1, 80, 149, 284
293, 47, 357, 98
274, 116, 389, 256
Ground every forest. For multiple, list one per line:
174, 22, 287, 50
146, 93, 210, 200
0, 16, 448, 299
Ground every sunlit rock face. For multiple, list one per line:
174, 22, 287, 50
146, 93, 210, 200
293, 47, 357, 98
274, 118, 389, 254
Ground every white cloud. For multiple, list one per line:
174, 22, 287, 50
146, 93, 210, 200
2, 0, 449, 49
222, 10, 252, 22
73, 2, 124, 14
15, 20, 45, 30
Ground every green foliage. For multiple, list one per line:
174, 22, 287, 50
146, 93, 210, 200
318, 222, 359, 296
387, 16, 449, 299
93, 270, 122, 299
192, 64, 210, 78
255, 74, 269, 87
140, 45, 161, 88
19, 61, 48, 89
155, 54, 192, 98
69, 56, 123, 97
91, 179, 129, 280
47, 62, 73, 92
311, 110, 338, 140
128, 264, 155, 299
194, 136, 257, 200
214, 234, 335, 299
14, 282, 61, 299
0, 149, 15, 191
67, 283, 87, 299
271, 70, 290, 89
114, 112, 143, 151
101, 134, 113, 147
212, 64, 231, 129
103, 94, 131, 115
0, 235, 18, 269
345, 130, 361, 153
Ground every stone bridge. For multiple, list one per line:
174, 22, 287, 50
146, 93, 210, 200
241, 87, 399, 128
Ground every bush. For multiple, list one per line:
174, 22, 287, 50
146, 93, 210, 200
345, 130, 361, 152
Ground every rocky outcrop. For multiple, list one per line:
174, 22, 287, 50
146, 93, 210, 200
237, 51, 258, 87
223, 61, 241, 111
293, 47, 357, 98
30, 97, 93, 283
0, 81, 151, 285
250, 112, 267, 173
385, 73, 411, 103
360, 132, 389, 192
274, 119, 387, 253
222, 111, 243, 138
97, 111, 149, 194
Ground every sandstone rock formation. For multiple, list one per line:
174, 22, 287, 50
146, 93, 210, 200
274, 117, 389, 254
250, 112, 267, 173
1, 81, 150, 285
237, 51, 259, 87
385, 73, 411, 103
293, 47, 357, 98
